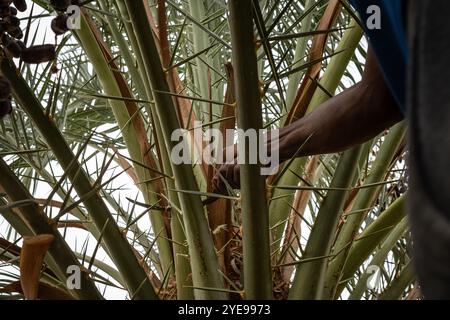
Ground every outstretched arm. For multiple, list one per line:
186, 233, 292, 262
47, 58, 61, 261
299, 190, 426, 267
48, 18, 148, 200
212, 48, 404, 192
277, 48, 403, 160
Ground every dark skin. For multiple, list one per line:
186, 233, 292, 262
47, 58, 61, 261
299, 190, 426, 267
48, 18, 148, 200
212, 48, 404, 193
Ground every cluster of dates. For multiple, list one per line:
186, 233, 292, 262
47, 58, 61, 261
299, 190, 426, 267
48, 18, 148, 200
0, 73, 11, 117
1, 0, 56, 64
0, 0, 80, 118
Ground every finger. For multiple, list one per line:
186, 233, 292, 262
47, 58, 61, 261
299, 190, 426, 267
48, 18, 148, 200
212, 172, 224, 194
233, 165, 240, 189
212, 166, 228, 194
225, 164, 235, 184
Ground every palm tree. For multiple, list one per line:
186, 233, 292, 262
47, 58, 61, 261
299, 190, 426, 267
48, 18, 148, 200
0, 0, 413, 300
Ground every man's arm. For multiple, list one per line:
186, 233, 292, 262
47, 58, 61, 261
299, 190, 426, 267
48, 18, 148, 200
212, 48, 404, 192
277, 48, 403, 160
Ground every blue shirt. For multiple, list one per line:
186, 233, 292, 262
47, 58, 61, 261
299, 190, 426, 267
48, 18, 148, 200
350, 0, 408, 112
